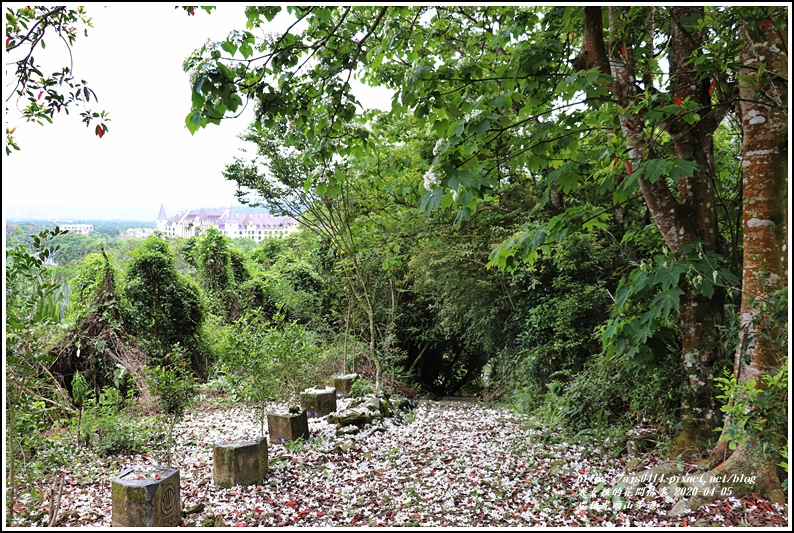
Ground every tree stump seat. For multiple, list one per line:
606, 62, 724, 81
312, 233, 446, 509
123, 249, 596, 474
300, 386, 337, 417
111, 465, 181, 527
212, 437, 268, 488
267, 408, 310, 444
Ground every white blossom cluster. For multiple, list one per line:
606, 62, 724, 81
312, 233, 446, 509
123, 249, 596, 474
462, 96, 485, 123
313, 165, 329, 185
464, 108, 483, 122
423, 167, 442, 192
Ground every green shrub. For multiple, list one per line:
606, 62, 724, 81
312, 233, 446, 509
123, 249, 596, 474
715, 354, 788, 464
492, 233, 618, 407
349, 378, 374, 398
9, 400, 58, 463
146, 351, 197, 421
145, 348, 198, 464
713, 288, 788, 468
80, 386, 157, 456
218, 312, 327, 433
547, 344, 683, 440
260, 260, 324, 326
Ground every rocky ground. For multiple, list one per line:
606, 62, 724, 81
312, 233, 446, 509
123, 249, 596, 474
8, 397, 790, 527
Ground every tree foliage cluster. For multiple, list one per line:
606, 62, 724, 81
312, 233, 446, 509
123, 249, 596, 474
4, 5, 110, 154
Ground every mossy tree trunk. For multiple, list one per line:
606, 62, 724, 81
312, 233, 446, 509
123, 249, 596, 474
581, 7, 730, 457
671, 7, 788, 512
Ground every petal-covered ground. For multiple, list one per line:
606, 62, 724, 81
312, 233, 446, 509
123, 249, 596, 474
9, 398, 789, 527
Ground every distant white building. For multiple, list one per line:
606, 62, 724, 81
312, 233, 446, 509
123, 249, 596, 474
61, 224, 93, 235
125, 227, 155, 238
156, 204, 298, 242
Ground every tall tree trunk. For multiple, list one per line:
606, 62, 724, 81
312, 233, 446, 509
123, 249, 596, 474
669, 7, 788, 512
734, 10, 788, 405
594, 7, 726, 458
664, 6, 726, 458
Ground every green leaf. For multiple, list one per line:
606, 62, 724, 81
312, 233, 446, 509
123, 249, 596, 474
651, 262, 685, 290
644, 109, 662, 124
420, 189, 442, 214
649, 287, 684, 320
669, 160, 697, 183
221, 40, 238, 56
695, 275, 715, 298
186, 110, 202, 134
548, 163, 580, 193
614, 283, 631, 310
454, 207, 472, 225
603, 320, 619, 340
440, 191, 453, 209
644, 158, 667, 183
191, 88, 204, 109
582, 213, 609, 232
682, 112, 700, 125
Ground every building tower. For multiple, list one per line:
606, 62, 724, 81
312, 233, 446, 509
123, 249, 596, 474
156, 204, 168, 232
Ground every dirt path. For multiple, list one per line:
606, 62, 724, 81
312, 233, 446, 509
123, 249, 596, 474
10, 398, 789, 527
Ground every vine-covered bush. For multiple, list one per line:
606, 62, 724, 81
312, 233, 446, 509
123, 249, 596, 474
193, 227, 244, 321
124, 236, 210, 375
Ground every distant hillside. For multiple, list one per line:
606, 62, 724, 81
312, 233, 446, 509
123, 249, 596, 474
6, 220, 156, 241
6, 219, 156, 228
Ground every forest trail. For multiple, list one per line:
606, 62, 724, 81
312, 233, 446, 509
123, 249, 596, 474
13, 398, 789, 527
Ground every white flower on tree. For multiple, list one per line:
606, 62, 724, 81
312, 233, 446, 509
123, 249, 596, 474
423, 167, 442, 191
312, 165, 329, 185
433, 138, 447, 156
463, 108, 483, 122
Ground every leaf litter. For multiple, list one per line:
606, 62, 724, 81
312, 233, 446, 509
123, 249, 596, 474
9, 398, 789, 528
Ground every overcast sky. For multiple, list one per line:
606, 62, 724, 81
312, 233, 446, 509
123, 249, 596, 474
3, 4, 392, 222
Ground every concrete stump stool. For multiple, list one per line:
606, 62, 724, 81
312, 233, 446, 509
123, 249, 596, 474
267, 408, 310, 444
213, 436, 268, 488
330, 373, 358, 397
300, 386, 337, 417
111, 465, 180, 527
